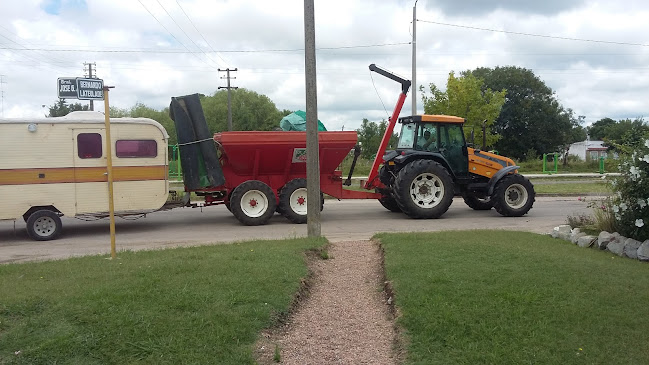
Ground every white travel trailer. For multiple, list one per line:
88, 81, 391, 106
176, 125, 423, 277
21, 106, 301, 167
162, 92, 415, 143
0, 111, 170, 240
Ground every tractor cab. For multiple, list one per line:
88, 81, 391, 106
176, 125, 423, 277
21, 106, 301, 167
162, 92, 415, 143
394, 115, 469, 176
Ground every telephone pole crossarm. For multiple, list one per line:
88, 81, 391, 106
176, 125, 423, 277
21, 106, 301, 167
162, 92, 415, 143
218, 68, 238, 131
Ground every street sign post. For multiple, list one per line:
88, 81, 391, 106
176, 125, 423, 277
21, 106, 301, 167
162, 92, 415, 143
76, 78, 104, 100
57, 77, 78, 99
56, 77, 104, 100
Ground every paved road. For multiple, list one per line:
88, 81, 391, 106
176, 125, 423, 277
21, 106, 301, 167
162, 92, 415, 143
0, 196, 592, 264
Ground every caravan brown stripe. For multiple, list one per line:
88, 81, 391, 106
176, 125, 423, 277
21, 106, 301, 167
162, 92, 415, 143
0, 165, 167, 186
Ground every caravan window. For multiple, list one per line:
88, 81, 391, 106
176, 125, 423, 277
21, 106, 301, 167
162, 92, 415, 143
78, 133, 102, 159
116, 140, 157, 158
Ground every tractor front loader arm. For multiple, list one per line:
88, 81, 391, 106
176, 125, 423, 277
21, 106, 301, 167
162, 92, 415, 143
364, 64, 411, 190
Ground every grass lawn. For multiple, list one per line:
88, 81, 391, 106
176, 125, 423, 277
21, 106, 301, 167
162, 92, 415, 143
0, 238, 326, 364
378, 230, 649, 365
531, 179, 611, 195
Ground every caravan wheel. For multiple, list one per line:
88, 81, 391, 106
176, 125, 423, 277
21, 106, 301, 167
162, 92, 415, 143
26, 210, 62, 241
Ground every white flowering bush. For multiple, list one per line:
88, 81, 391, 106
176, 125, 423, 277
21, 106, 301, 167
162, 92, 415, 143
610, 138, 649, 241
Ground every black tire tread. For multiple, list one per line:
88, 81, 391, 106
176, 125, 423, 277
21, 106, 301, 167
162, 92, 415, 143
492, 174, 535, 217
26, 209, 62, 241
230, 180, 277, 226
393, 159, 454, 219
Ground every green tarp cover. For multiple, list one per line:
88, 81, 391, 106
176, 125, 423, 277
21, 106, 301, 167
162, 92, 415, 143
280, 110, 327, 131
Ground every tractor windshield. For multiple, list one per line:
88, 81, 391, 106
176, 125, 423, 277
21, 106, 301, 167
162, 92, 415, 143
397, 122, 438, 151
397, 123, 416, 149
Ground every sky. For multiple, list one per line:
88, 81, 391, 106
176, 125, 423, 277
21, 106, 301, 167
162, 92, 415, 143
0, 0, 647, 132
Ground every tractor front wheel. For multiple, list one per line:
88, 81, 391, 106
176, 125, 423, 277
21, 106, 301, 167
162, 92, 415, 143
462, 192, 494, 210
230, 180, 277, 225
393, 159, 454, 219
492, 174, 535, 217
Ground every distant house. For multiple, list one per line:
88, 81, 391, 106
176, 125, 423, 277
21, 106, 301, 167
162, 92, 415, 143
568, 139, 609, 161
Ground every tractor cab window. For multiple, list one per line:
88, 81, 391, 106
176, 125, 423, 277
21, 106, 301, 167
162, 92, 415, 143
415, 124, 437, 151
397, 123, 416, 149
439, 123, 468, 175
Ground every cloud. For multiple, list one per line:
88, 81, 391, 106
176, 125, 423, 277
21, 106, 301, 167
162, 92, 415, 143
1, 0, 648, 131
423, 0, 586, 16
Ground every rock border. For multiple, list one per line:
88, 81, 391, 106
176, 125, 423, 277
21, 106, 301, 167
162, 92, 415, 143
550, 225, 649, 261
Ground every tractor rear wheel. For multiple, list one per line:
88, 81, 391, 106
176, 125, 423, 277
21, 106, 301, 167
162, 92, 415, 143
378, 194, 401, 212
393, 159, 454, 219
230, 180, 277, 225
462, 192, 494, 210
492, 174, 535, 217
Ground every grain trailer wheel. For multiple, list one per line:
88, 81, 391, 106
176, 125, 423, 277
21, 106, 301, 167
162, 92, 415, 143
393, 159, 454, 219
461, 192, 494, 210
278, 178, 323, 224
26, 209, 62, 241
492, 174, 535, 217
230, 180, 277, 225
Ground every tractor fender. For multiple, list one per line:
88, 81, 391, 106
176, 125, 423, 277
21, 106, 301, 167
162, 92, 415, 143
487, 165, 520, 195
394, 152, 457, 179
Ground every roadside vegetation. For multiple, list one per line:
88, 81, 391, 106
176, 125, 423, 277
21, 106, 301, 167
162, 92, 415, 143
0, 238, 326, 364
378, 230, 649, 365
3, 231, 648, 364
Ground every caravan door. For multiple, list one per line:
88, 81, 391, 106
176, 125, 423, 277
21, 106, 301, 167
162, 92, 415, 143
72, 128, 110, 215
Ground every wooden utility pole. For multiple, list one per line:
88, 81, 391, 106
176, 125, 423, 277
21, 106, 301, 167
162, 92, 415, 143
218, 68, 238, 131
84, 62, 96, 111
304, 0, 321, 237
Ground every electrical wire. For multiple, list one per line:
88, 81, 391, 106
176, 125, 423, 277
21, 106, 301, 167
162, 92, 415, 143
137, 0, 217, 69
0, 42, 410, 54
369, 70, 391, 120
175, 0, 230, 67
417, 19, 649, 47
154, 0, 224, 68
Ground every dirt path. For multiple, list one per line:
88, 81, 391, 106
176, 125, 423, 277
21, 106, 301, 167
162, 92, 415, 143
257, 240, 399, 364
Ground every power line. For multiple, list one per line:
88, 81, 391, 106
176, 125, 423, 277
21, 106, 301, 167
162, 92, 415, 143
174, 0, 230, 67
137, 0, 217, 69
417, 19, 649, 47
154, 0, 224, 68
0, 42, 410, 54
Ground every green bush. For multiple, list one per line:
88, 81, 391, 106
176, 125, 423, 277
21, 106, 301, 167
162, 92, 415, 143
610, 138, 649, 240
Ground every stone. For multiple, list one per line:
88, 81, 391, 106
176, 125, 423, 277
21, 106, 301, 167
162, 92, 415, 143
638, 240, 649, 261
623, 238, 642, 260
552, 225, 572, 240
571, 228, 586, 244
607, 235, 627, 256
598, 231, 616, 250
577, 235, 597, 248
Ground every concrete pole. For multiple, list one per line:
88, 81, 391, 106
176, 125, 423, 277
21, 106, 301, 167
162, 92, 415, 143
304, 0, 321, 237
411, 1, 417, 116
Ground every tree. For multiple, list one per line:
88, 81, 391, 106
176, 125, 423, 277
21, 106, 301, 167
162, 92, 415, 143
586, 117, 649, 153
356, 118, 398, 159
587, 117, 616, 140
47, 98, 89, 117
559, 113, 587, 165
200, 88, 287, 132
469, 66, 580, 161
420, 72, 506, 149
